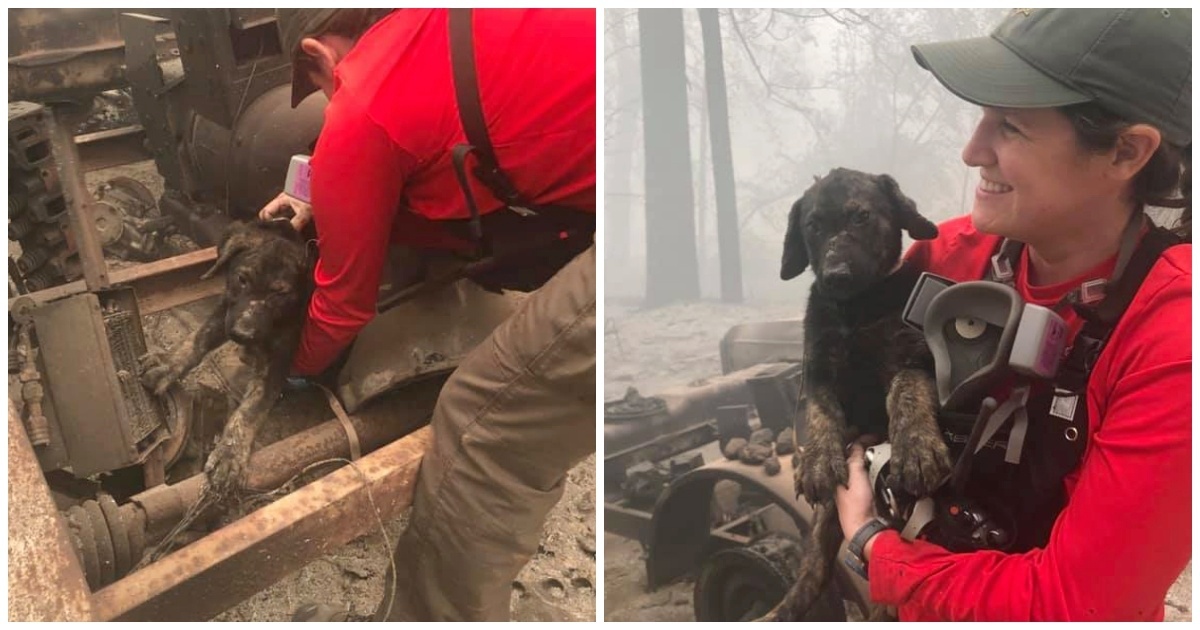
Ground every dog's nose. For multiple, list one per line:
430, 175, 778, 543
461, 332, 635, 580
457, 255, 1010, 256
823, 263, 853, 290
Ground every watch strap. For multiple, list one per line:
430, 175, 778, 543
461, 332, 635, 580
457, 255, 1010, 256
848, 518, 892, 566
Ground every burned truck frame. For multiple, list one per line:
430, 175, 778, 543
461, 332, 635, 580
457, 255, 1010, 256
9, 9, 518, 621
603, 321, 873, 622
9, 8, 324, 295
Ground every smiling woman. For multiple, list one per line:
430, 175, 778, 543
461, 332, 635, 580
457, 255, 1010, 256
833, 7, 1192, 622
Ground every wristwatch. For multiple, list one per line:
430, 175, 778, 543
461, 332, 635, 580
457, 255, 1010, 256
844, 518, 893, 580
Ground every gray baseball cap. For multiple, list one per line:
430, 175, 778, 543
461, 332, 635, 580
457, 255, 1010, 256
912, 8, 1191, 145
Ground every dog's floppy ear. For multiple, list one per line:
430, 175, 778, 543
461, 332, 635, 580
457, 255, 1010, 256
201, 221, 256, 280
780, 196, 809, 280
878, 174, 938, 240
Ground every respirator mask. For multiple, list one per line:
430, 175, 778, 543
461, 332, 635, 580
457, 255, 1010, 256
863, 273, 1071, 551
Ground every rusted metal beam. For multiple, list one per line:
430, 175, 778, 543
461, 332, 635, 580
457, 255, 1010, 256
8, 44, 127, 102
132, 271, 223, 315
603, 502, 654, 545
8, 400, 97, 622
91, 426, 431, 621
8, 247, 218, 312
47, 106, 110, 291
76, 125, 151, 172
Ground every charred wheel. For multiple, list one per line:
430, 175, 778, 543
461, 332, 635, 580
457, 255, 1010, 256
693, 533, 845, 622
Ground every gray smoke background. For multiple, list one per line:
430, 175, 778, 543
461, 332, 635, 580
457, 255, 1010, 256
604, 8, 1009, 304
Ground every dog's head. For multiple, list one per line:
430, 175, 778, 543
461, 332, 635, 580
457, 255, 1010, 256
780, 168, 937, 300
201, 219, 310, 346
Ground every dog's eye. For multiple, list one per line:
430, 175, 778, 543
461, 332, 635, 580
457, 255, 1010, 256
851, 210, 869, 226
236, 273, 250, 288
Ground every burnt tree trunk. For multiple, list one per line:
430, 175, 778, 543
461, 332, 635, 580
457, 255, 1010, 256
605, 10, 640, 299
698, 8, 743, 303
638, 8, 700, 306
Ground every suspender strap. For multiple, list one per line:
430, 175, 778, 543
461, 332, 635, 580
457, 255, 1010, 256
448, 9, 531, 211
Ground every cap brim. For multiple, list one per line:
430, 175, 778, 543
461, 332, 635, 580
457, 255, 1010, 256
912, 36, 1093, 109
290, 64, 320, 109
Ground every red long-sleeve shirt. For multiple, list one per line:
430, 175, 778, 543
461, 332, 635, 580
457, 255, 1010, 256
868, 215, 1191, 621
292, 9, 596, 375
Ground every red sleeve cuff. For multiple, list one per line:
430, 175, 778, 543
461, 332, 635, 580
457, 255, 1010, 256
867, 529, 925, 608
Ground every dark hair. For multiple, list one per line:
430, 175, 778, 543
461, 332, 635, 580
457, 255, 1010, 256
1060, 102, 1191, 241
313, 9, 391, 43
292, 9, 393, 75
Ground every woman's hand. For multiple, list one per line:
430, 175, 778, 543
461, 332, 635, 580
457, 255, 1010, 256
836, 442, 879, 545
259, 191, 313, 231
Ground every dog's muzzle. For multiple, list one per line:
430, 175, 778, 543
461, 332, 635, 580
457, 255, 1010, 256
228, 300, 269, 344
819, 262, 864, 299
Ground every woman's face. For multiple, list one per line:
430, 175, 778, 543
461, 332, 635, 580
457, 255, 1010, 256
961, 107, 1121, 242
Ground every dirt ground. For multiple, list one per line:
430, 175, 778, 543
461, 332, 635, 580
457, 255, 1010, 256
603, 299, 1191, 622
78, 161, 597, 621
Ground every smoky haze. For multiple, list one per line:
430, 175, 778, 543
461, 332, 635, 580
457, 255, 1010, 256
604, 8, 1009, 305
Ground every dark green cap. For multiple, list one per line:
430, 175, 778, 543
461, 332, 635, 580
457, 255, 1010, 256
912, 8, 1191, 145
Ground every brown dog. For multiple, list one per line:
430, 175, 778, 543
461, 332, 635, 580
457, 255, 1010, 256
760, 169, 952, 621
141, 219, 311, 495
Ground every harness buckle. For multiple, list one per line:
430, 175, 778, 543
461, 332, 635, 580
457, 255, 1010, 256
990, 252, 1014, 282
1049, 389, 1079, 421
1079, 278, 1107, 304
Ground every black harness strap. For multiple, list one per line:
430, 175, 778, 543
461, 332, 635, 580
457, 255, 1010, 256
1056, 226, 1183, 393
442, 8, 594, 294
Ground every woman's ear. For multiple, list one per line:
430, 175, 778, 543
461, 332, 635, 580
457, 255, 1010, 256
1111, 124, 1162, 182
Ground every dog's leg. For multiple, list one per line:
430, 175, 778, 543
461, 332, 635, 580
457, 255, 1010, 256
140, 303, 229, 396
797, 384, 852, 504
756, 501, 843, 621
204, 329, 297, 497
885, 369, 952, 496
205, 378, 268, 498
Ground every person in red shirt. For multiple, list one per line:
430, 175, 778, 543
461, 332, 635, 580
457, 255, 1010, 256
266, 9, 596, 621
832, 8, 1191, 621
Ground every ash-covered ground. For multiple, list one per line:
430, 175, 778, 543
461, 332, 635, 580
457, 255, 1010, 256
603, 299, 1191, 622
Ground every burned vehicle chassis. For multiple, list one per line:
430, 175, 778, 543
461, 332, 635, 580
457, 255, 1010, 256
602, 322, 872, 621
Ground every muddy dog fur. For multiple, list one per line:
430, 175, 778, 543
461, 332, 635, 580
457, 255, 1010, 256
758, 168, 952, 621
141, 219, 311, 496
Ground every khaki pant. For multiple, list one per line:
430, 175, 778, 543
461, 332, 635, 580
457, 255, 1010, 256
378, 245, 596, 621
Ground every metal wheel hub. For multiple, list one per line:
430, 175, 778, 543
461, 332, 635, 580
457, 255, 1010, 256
693, 533, 801, 621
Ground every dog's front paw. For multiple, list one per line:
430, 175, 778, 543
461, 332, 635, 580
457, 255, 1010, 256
889, 427, 953, 496
798, 436, 848, 503
139, 350, 188, 397
204, 439, 253, 498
